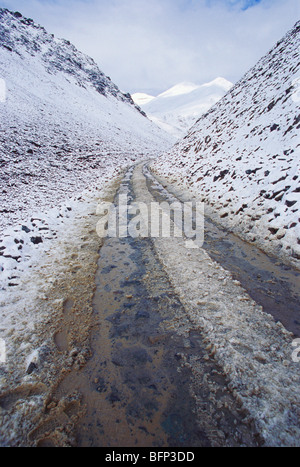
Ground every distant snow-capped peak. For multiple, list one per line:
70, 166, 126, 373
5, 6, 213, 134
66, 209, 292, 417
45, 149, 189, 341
157, 82, 200, 99
132, 77, 233, 138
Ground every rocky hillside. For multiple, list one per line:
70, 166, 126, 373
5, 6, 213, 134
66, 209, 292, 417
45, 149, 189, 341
151, 21, 300, 268
0, 8, 172, 231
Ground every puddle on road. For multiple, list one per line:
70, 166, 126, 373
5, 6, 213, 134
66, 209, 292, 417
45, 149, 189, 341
74, 235, 206, 447
144, 166, 300, 337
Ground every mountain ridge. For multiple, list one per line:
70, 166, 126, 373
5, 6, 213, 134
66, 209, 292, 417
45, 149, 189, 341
0, 8, 146, 114
133, 77, 233, 138
0, 8, 172, 231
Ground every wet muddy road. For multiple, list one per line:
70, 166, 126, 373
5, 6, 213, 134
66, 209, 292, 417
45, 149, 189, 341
50, 162, 300, 447
2, 164, 299, 447
56, 165, 260, 447
144, 166, 300, 337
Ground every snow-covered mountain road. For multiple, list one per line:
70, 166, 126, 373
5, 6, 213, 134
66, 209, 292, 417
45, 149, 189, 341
1, 8, 299, 448
2, 163, 299, 447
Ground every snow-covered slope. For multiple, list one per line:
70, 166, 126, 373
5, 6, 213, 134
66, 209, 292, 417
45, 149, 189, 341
0, 9, 173, 232
151, 21, 300, 268
133, 78, 232, 138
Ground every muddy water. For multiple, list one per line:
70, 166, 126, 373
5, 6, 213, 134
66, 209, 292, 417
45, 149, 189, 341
144, 166, 300, 337
75, 236, 207, 447
55, 167, 259, 447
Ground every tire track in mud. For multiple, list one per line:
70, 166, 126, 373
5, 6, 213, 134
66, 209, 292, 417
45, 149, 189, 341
143, 165, 300, 337
35, 165, 259, 447
136, 164, 300, 447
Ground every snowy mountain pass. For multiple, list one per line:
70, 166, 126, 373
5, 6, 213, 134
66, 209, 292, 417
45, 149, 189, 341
0, 9, 299, 449
1, 162, 299, 447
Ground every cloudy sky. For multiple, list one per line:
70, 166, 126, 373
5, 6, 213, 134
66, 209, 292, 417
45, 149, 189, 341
0, 0, 299, 95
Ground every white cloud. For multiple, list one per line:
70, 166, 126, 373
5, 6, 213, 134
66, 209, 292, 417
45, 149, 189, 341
1, 0, 299, 94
